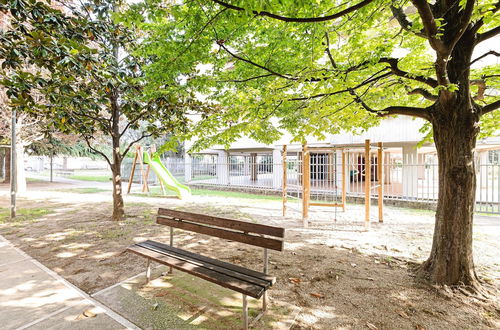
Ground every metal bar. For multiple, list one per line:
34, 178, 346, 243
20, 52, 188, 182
377, 142, 383, 222
242, 294, 248, 330
263, 248, 268, 312
282, 145, 287, 217
342, 151, 346, 211
146, 259, 151, 282
169, 226, 174, 274
309, 203, 344, 207
302, 142, 310, 227
365, 139, 371, 229
10, 110, 16, 219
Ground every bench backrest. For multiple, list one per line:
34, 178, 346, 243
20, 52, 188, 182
157, 208, 285, 251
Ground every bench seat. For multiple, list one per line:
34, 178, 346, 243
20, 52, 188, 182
127, 240, 275, 299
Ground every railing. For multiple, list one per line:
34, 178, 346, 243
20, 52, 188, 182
120, 154, 500, 214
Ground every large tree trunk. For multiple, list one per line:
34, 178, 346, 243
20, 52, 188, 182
417, 25, 485, 289
420, 107, 480, 287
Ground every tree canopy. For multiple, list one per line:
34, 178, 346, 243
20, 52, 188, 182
128, 0, 498, 150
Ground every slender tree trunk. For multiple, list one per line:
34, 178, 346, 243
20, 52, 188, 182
111, 159, 124, 221
4, 147, 10, 184
0, 150, 4, 181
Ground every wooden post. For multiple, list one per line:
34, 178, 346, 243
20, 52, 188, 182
342, 150, 346, 212
282, 145, 287, 217
378, 142, 384, 223
302, 142, 310, 228
365, 139, 371, 229
127, 147, 139, 194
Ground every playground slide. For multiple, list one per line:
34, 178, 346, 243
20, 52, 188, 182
143, 152, 191, 200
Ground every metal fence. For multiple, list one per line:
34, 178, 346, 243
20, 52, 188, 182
135, 154, 499, 215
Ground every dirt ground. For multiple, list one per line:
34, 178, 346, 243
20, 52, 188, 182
0, 181, 499, 329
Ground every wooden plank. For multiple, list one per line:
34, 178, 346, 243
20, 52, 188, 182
156, 217, 284, 251
157, 208, 284, 238
127, 245, 266, 298
309, 203, 344, 207
126, 150, 138, 194
139, 241, 273, 287
143, 240, 276, 283
378, 142, 383, 223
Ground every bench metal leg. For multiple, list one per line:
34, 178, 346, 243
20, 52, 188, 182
146, 259, 151, 282
242, 294, 248, 330
169, 226, 174, 274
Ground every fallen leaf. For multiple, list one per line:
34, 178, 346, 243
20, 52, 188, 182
415, 325, 426, 330
366, 322, 378, 330
154, 291, 168, 297
83, 310, 96, 318
397, 310, 410, 319
75, 309, 96, 320
288, 277, 301, 284
310, 293, 324, 298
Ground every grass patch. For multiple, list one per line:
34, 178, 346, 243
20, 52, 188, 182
58, 187, 108, 194
69, 175, 111, 182
26, 177, 45, 183
131, 186, 281, 201
0, 207, 53, 224
192, 188, 281, 200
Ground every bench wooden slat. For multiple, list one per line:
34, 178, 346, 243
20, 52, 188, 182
158, 208, 284, 238
140, 240, 275, 286
157, 216, 284, 251
127, 244, 267, 299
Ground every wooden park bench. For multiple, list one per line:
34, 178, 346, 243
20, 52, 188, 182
127, 208, 285, 329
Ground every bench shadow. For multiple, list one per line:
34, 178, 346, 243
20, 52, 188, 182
92, 266, 299, 329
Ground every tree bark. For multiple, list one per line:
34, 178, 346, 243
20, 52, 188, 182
418, 26, 482, 287
111, 160, 124, 221
0, 150, 4, 181
419, 106, 480, 287
4, 147, 10, 184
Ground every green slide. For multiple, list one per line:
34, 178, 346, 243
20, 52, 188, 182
143, 152, 191, 200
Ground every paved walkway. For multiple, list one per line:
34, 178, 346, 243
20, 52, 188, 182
0, 235, 140, 330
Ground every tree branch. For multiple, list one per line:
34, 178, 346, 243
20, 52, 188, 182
379, 57, 438, 88
211, 0, 374, 23
408, 88, 438, 101
121, 132, 154, 159
217, 42, 328, 81
470, 50, 500, 66
448, 0, 475, 51
324, 32, 337, 69
218, 74, 274, 83
290, 70, 391, 101
477, 25, 500, 44
390, 5, 426, 38
349, 89, 430, 120
482, 99, 500, 115
411, 0, 446, 54
470, 80, 486, 100
82, 135, 112, 166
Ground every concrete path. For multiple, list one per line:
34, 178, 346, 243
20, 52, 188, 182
0, 235, 140, 330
